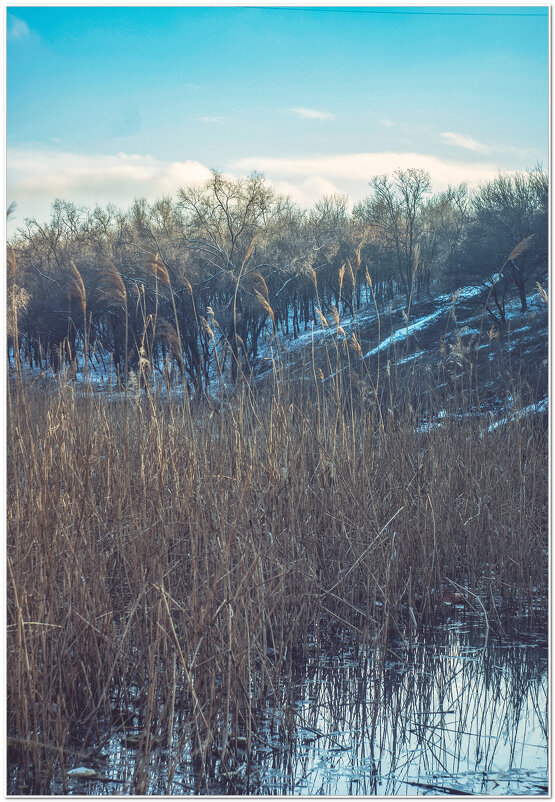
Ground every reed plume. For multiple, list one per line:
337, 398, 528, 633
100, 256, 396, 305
338, 264, 345, 296
254, 289, 275, 325
350, 333, 363, 357
346, 259, 356, 290
231, 235, 258, 379
505, 234, 535, 264
315, 308, 329, 328
412, 242, 420, 274
68, 261, 86, 319
355, 239, 364, 274
536, 282, 548, 304
200, 316, 215, 341
158, 319, 185, 378
67, 261, 88, 378
146, 253, 171, 286
242, 235, 257, 269
247, 270, 270, 301
100, 260, 127, 305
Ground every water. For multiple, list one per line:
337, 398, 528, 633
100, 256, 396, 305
9, 615, 548, 795
279, 626, 547, 796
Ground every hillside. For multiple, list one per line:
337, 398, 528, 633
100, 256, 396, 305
16, 273, 548, 435
245, 277, 549, 428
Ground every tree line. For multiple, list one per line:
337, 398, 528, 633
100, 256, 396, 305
7, 166, 548, 391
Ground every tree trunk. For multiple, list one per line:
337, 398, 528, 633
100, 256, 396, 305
510, 260, 527, 311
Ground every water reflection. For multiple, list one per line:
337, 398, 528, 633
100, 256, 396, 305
12, 615, 547, 796
238, 620, 547, 796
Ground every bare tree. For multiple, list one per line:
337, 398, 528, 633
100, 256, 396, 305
354, 169, 431, 304
457, 169, 548, 312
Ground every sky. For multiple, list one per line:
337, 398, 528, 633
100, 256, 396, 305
6, 5, 549, 234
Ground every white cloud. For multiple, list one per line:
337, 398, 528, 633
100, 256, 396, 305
7, 13, 31, 41
197, 116, 225, 124
440, 131, 489, 154
7, 145, 511, 233
288, 107, 336, 121
232, 151, 506, 204
7, 148, 213, 227
270, 175, 343, 208
379, 119, 395, 128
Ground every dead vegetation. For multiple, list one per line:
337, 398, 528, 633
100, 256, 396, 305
7, 323, 547, 790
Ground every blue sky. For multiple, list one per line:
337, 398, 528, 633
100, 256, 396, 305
7, 5, 549, 231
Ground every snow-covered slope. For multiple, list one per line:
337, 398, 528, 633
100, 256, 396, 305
13, 277, 548, 432
251, 277, 549, 430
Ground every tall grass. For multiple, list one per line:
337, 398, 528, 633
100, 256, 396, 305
7, 302, 547, 792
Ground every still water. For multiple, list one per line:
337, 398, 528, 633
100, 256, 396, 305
10, 614, 548, 795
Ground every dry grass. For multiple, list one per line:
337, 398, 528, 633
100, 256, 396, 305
6, 335, 547, 791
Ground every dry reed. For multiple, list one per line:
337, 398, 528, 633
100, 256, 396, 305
6, 310, 547, 793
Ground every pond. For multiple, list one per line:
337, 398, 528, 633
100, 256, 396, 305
9, 613, 548, 796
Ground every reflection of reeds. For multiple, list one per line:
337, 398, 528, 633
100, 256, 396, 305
242, 627, 547, 796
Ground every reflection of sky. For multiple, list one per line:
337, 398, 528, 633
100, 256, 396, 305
279, 622, 547, 796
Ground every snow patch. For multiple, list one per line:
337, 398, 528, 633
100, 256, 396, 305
363, 308, 445, 359
487, 398, 548, 432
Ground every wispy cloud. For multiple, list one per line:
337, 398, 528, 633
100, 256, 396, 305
379, 119, 395, 128
288, 107, 336, 121
440, 131, 489, 154
7, 13, 31, 41
197, 116, 225, 124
